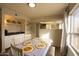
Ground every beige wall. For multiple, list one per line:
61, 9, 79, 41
51, 24, 59, 29
68, 3, 76, 13
32, 17, 64, 23
25, 18, 32, 34
24, 18, 33, 40
0, 8, 2, 52
1, 8, 5, 52
21, 19, 25, 32
31, 23, 36, 37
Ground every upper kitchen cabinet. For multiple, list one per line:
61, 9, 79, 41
3, 8, 26, 35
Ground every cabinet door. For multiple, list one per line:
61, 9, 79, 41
5, 34, 25, 49
17, 34, 25, 43
14, 35, 19, 45
13, 34, 25, 45
5, 36, 14, 49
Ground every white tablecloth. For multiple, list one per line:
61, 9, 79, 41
15, 39, 51, 56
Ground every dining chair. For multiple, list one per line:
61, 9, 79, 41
10, 44, 24, 56
0, 53, 9, 56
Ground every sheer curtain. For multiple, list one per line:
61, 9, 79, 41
60, 11, 68, 55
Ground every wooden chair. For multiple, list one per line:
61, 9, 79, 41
46, 46, 55, 56
10, 44, 23, 56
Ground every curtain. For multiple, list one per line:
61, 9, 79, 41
60, 11, 68, 55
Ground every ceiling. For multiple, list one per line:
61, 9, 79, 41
0, 3, 68, 19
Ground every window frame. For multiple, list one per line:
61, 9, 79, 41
68, 4, 79, 55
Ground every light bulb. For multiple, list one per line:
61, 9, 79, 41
29, 3, 35, 7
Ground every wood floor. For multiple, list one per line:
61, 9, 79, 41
55, 47, 61, 56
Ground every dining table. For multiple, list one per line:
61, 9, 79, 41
15, 38, 52, 56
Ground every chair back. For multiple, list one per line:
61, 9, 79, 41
10, 44, 23, 56
0, 53, 9, 56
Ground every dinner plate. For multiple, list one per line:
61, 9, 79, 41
35, 43, 46, 49
22, 45, 33, 53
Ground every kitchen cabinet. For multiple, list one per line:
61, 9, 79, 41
5, 34, 25, 49
4, 33, 32, 49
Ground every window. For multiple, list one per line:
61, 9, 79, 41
40, 24, 46, 29
69, 6, 79, 54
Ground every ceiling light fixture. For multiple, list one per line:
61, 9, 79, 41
29, 3, 35, 8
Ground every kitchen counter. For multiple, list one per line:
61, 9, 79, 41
5, 32, 25, 36
15, 38, 52, 56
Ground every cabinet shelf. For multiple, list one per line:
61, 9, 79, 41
6, 23, 21, 25
6, 19, 21, 25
